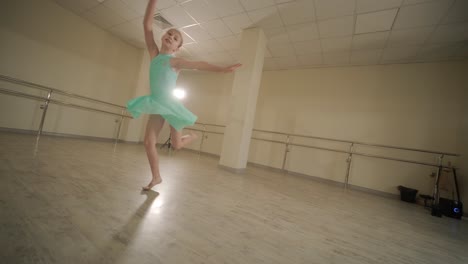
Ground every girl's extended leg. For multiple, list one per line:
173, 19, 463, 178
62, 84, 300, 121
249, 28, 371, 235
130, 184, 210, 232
170, 126, 198, 150
143, 115, 165, 190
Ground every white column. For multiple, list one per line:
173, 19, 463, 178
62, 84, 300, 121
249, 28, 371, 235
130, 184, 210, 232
219, 27, 266, 172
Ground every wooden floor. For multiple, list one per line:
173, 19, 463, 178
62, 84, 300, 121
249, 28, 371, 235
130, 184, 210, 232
0, 131, 467, 264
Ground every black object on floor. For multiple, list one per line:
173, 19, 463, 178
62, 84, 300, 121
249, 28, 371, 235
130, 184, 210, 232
431, 167, 464, 219
439, 198, 463, 219
398, 186, 418, 203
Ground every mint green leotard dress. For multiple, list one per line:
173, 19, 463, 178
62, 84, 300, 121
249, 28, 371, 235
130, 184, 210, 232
126, 54, 197, 131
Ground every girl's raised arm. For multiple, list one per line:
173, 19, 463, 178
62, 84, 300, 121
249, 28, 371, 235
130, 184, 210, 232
143, 0, 159, 59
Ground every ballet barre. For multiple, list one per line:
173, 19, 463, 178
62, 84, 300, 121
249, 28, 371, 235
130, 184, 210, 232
0, 74, 131, 143
251, 129, 459, 189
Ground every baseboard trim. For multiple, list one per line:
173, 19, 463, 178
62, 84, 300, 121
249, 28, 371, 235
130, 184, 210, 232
247, 162, 400, 199
218, 164, 247, 174
347, 184, 400, 199
247, 162, 284, 173
0, 127, 39, 136
181, 147, 221, 159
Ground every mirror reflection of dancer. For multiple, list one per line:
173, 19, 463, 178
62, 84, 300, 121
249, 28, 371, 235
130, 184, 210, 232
127, 0, 241, 191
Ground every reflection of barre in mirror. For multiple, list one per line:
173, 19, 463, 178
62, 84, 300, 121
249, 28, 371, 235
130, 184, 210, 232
125, 0, 241, 191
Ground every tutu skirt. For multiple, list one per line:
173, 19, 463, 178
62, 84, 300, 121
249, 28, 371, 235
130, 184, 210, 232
127, 95, 197, 131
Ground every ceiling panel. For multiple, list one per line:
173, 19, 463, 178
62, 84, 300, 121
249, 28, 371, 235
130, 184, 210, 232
277, 0, 316, 26
352, 31, 390, 50
273, 56, 298, 69
417, 43, 459, 60
104, 0, 141, 20
248, 6, 284, 29
182, 24, 213, 42
350, 49, 383, 65
318, 16, 355, 38
286, 22, 320, 42
297, 53, 323, 66
183, 42, 204, 54
403, 0, 433, 5
429, 23, 468, 43
294, 40, 322, 55
153, 0, 177, 11
387, 27, 433, 47
121, 0, 149, 15
200, 19, 233, 39
393, 1, 454, 29
442, 0, 468, 24
222, 13, 253, 34
239, 0, 275, 11
161, 5, 197, 27
216, 35, 241, 51
269, 43, 296, 57
264, 27, 290, 44
315, 0, 356, 21
180, 30, 196, 45
197, 39, 225, 53
205, 0, 245, 17
108, 19, 144, 40
323, 52, 350, 65
53, 0, 468, 70
381, 46, 420, 61
321, 36, 352, 52
181, 0, 219, 23
355, 9, 398, 34
205, 52, 234, 65
54, 0, 101, 14
356, 0, 403, 13
82, 4, 126, 29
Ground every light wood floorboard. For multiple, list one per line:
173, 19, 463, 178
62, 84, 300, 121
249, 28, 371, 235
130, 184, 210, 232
0, 132, 467, 264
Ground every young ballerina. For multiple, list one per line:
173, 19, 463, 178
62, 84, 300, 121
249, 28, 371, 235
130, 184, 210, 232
127, 0, 241, 191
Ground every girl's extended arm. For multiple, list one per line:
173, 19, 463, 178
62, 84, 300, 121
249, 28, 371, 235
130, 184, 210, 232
144, 0, 159, 59
171, 58, 242, 73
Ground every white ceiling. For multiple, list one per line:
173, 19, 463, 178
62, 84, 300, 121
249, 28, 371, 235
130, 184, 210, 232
54, 0, 468, 70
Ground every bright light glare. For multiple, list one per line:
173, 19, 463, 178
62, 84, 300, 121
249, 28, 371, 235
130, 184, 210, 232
173, 88, 186, 100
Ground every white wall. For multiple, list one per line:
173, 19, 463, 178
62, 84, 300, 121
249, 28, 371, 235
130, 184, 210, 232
254, 62, 465, 196
0, 0, 142, 139
176, 61, 466, 196
459, 61, 468, 208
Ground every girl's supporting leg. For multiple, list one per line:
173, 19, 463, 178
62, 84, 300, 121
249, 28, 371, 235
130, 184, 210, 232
170, 126, 198, 150
143, 115, 165, 190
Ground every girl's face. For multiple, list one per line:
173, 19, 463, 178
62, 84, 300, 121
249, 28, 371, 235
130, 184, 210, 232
161, 29, 182, 52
